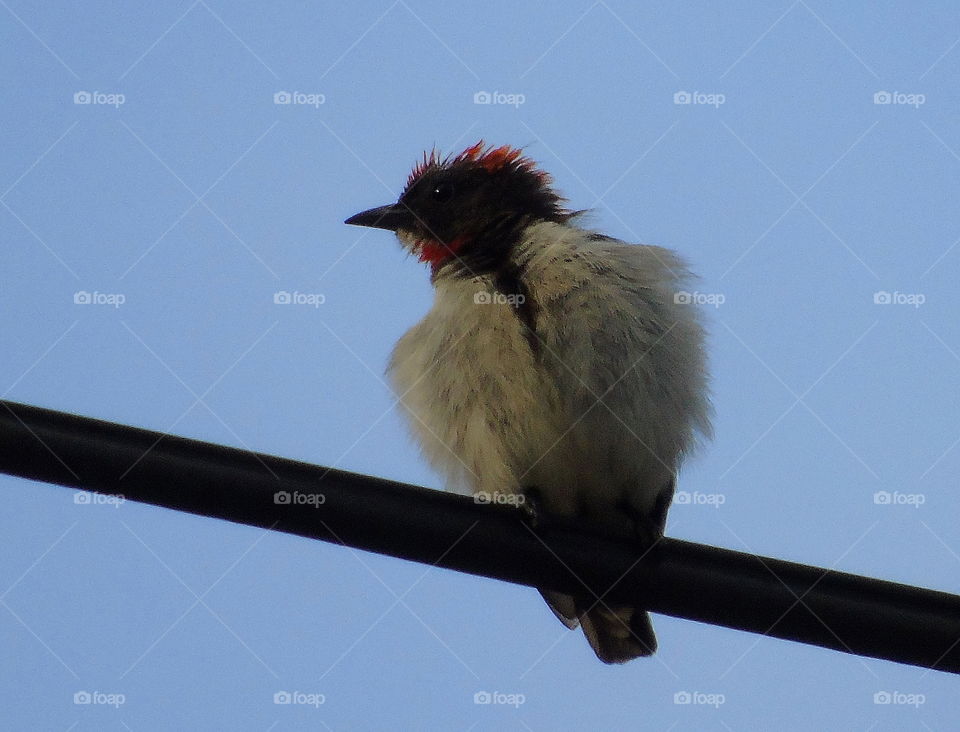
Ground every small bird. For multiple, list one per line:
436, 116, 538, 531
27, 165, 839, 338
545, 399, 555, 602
346, 142, 710, 663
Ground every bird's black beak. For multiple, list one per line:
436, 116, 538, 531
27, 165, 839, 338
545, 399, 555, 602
344, 203, 411, 231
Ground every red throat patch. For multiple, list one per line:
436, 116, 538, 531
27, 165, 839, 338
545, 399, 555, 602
415, 234, 469, 273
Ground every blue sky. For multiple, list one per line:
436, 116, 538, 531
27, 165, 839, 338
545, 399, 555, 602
2, 1, 959, 729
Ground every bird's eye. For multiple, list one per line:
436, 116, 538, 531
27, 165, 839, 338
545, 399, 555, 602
431, 182, 454, 202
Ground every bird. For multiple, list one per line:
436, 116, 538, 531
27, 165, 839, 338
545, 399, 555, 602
345, 141, 710, 663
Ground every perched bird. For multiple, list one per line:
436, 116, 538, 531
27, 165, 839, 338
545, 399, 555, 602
346, 142, 710, 663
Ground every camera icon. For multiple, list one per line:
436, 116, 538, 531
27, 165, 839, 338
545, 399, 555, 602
74, 290, 92, 304
673, 290, 692, 305
274, 91, 292, 105
673, 690, 692, 704
474, 491, 491, 504
274, 690, 292, 704
274, 491, 291, 505
474, 691, 492, 704
273, 291, 292, 304
873, 291, 892, 305
673, 91, 692, 105
873, 491, 891, 505
74, 91, 92, 105
673, 491, 691, 505
873, 690, 891, 704
74, 691, 92, 704
473, 291, 492, 305
873, 91, 892, 105
74, 492, 91, 505
473, 91, 491, 105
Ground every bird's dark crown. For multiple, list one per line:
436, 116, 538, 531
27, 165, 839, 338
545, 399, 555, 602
398, 142, 572, 272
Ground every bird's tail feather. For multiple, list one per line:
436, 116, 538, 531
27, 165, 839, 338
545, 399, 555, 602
539, 589, 656, 663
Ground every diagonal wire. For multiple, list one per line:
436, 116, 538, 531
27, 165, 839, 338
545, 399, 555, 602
118, 321, 281, 481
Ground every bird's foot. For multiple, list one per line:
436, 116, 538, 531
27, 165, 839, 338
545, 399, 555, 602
619, 501, 665, 552
520, 486, 548, 530
632, 515, 663, 552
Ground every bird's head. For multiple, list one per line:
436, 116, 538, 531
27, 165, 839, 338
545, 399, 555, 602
345, 142, 572, 274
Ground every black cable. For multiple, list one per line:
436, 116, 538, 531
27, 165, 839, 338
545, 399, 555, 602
1, 399, 957, 673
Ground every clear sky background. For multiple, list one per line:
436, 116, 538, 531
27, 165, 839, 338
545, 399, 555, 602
2, 2, 959, 729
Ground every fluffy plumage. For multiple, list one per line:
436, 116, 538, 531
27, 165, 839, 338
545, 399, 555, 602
347, 143, 711, 663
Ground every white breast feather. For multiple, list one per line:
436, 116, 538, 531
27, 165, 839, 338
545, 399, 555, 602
388, 221, 710, 522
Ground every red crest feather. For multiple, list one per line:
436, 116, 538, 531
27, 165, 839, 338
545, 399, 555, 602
406, 140, 547, 189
